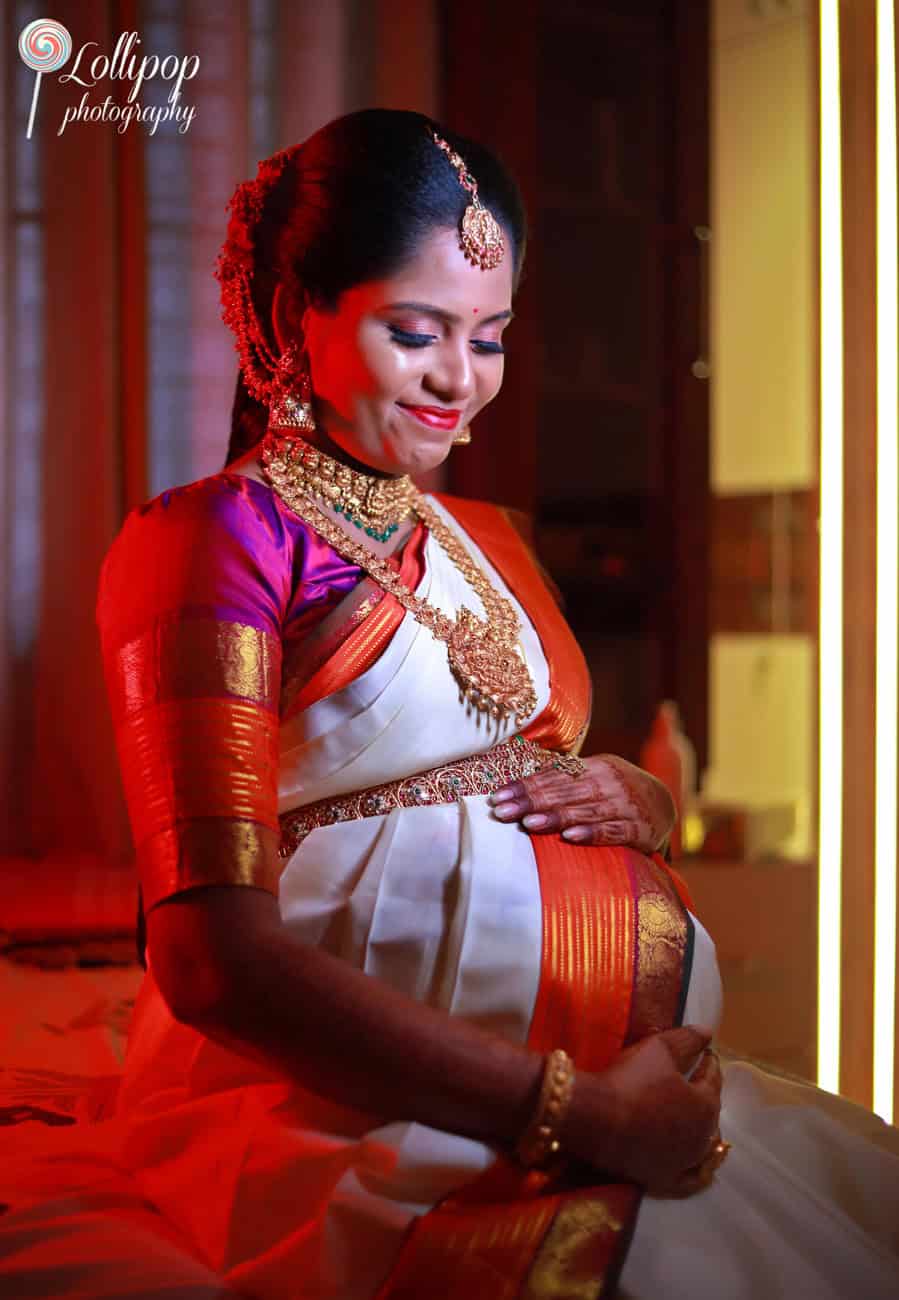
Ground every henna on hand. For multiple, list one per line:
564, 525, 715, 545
488, 753, 676, 853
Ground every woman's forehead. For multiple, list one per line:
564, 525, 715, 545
349, 227, 514, 319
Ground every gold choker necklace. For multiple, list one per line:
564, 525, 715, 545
262, 430, 417, 543
260, 428, 538, 725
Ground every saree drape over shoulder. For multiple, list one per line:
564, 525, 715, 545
0, 472, 898, 1300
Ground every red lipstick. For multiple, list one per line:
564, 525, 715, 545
397, 404, 461, 431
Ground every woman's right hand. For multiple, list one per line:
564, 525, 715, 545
562, 1026, 723, 1195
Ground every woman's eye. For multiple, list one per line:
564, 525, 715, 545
388, 326, 436, 348
388, 325, 505, 355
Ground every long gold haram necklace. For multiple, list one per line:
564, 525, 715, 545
260, 431, 538, 725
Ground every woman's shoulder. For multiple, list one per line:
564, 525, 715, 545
122, 468, 281, 538
96, 470, 294, 642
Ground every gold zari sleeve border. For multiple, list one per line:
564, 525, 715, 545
139, 819, 282, 912
109, 617, 281, 721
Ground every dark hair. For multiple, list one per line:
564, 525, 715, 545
220, 108, 528, 467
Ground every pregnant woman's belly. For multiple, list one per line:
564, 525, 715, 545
277, 794, 723, 1045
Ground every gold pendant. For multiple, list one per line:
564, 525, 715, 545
460, 201, 505, 270
446, 607, 536, 721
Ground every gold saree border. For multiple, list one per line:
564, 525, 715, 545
626, 852, 691, 1043
519, 1183, 641, 1300
108, 616, 281, 721
373, 1189, 559, 1300
374, 1171, 639, 1300
139, 819, 282, 912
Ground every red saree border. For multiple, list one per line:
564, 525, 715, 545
117, 698, 280, 840
527, 839, 635, 1071
282, 520, 427, 716
433, 494, 593, 753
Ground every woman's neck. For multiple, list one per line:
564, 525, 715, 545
287, 425, 402, 482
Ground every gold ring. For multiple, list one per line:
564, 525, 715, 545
695, 1133, 731, 1183
667, 1134, 732, 1197
706, 1136, 731, 1169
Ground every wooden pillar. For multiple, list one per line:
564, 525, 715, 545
837, 0, 877, 1107
442, 0, 539, 514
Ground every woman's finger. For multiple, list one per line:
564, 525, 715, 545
489, 769, 602, 819
490, 757, 674, 853
656, 1026, 713, 1073
690, 1049, 724, 1104
487, 777, 528, 806
492, 797, 654, 850
517, 805, 628, 835
560, 818, 651, 848
518, 806, 605, 834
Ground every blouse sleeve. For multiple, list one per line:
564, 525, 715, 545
96, 476, 291, 913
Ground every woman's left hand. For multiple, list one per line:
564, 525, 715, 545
488, 754, 676, 854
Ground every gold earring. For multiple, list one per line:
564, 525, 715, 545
453, 425, 471, 445
268, 343, 317, 433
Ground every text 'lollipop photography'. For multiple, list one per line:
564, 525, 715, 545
17, 18, 200, 138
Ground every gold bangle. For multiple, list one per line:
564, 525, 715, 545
515, 1048, 576, 1169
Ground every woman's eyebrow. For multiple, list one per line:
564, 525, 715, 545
380, 300, 514, 325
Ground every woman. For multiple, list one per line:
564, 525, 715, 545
2, 108, 898, 1299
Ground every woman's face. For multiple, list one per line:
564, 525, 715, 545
273, 225, 515, 478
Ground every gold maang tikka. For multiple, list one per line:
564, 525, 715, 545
430, 129, 505, 271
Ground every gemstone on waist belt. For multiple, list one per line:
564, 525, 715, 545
278, 733, 585, 859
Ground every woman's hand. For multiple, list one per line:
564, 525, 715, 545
488, 753, 676, 854
563, 1026, 723, 1195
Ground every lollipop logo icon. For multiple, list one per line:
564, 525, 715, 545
18, 19, 73, 139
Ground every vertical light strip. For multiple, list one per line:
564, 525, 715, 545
874, 0, 898, 1124
817, 0, 844, 1095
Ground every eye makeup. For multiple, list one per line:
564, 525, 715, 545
387, 324, 506, 354
388, 326, 437, 348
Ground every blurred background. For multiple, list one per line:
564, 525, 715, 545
1, 0, 896, 1120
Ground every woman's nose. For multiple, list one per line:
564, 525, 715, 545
426, 341, 475, 403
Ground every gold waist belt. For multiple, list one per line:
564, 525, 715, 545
278, 733, 585, 860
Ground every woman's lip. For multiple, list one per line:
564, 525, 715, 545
397, 404, 461, 430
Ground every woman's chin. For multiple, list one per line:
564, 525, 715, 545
404, 445, 455, 478
385, 431, 456, 477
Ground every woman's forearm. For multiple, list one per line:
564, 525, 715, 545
147, 884, 547, 1152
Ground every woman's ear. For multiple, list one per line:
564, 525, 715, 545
270, 281, 308, 355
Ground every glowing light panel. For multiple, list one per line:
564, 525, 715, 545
817, 0, 844, 1095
